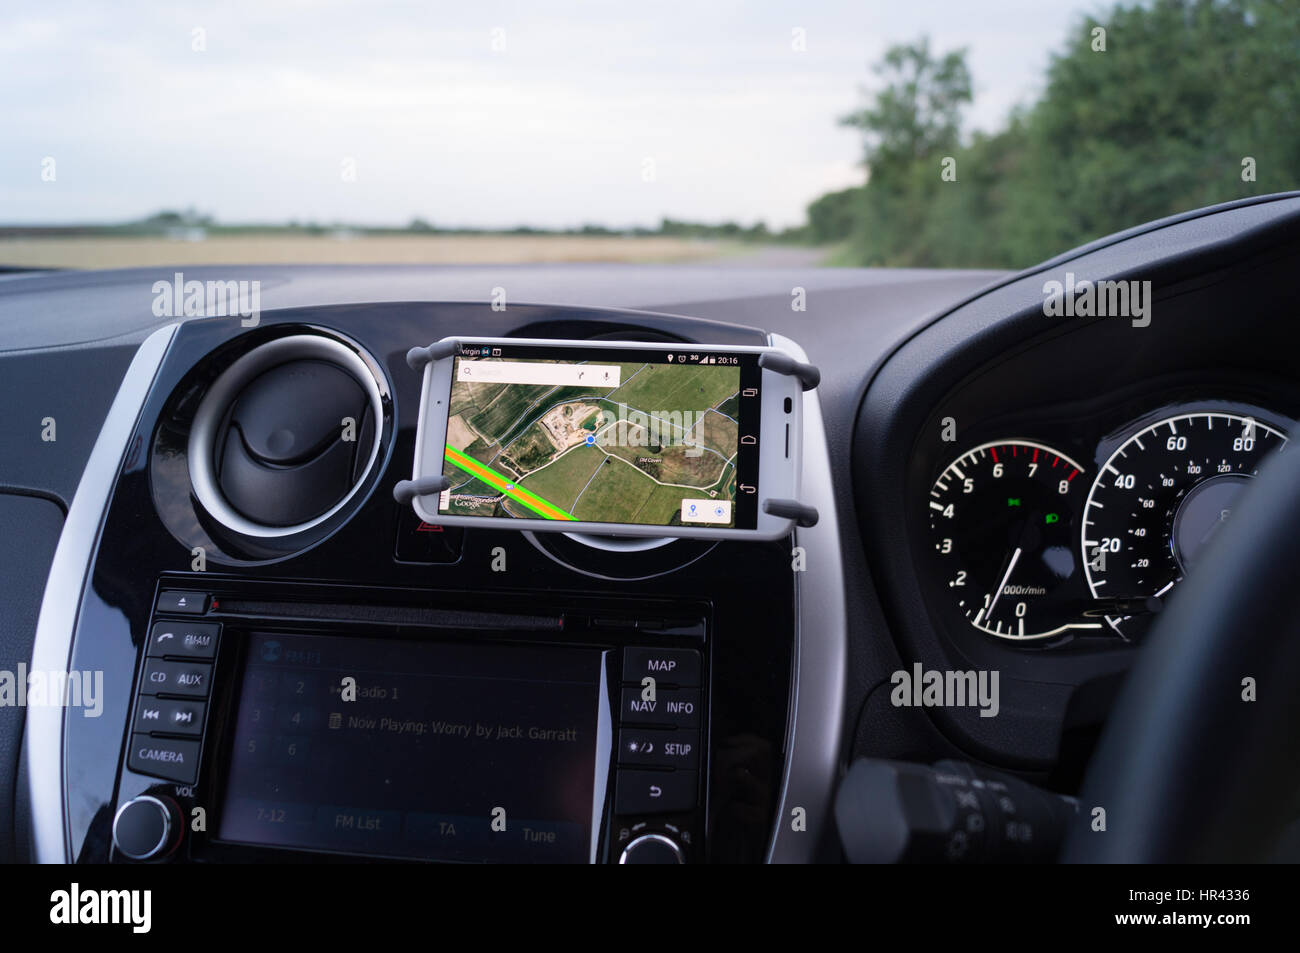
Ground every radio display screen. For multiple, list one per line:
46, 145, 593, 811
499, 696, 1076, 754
216, 632, 609, 863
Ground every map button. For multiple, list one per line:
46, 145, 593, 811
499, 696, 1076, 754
623, 647, 701, 686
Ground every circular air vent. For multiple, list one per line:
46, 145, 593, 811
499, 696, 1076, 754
188, 334, 385, 538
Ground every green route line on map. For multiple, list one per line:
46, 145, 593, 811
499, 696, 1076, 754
444, 445, 576, 521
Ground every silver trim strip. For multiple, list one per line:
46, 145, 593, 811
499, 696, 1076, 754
765, 333, 846, 863
23, 323, 179, 863
563, 533, 674, 553
619, 833, 684, 864
589, 652, 612, 864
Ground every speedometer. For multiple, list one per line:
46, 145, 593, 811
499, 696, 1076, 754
1082, 410, 1288, 637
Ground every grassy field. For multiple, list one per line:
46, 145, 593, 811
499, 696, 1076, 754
570, 456, 658, 523
631, 482, 691, 525
517, 444, 606, 513
0, 234, 750, 269
697, 408, 739, 453
610, 363, 739, 421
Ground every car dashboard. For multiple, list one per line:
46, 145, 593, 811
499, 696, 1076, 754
2, 192, 1299, 864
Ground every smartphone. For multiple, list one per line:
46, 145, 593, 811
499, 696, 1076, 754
407, 336, 803, 540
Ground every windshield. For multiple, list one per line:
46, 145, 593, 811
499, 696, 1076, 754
3, 0, 1296, 271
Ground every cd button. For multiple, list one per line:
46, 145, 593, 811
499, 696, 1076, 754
141, 659, 213, 698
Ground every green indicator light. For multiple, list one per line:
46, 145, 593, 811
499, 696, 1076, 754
1007, 498, 1021, 507
1045, 512, 1060, 524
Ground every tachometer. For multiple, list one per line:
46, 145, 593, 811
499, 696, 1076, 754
1082, 410, 1289, 637
928, 440, 1098, 640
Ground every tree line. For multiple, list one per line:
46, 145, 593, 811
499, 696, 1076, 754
810, 0, 1300, 268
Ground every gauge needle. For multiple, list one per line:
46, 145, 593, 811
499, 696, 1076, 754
982, 546, 1022, 622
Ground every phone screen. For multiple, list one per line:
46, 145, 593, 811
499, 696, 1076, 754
436, 342, 763, 529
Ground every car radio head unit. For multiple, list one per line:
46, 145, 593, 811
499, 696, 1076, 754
112, 580, 712, 865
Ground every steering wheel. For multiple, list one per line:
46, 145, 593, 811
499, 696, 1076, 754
1062, 443, 1300, 862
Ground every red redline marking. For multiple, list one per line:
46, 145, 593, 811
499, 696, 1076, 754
1052, 455, 1059, 467
991, 447, 999, 463
1012, 445, 1017, 457
1068, 469, 1078, 481
1032, 448, 1039, 462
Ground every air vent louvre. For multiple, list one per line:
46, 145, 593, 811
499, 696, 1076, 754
188, 334, 385, 538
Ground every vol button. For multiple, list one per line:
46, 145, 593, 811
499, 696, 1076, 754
112, 796, 181, 861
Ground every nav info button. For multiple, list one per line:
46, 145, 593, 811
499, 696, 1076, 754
620, 686, 700, 728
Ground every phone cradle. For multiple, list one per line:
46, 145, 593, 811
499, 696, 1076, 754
757, 350, 821, 527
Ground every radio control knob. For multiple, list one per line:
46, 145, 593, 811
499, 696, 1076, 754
112, 795, 180, 861
619, 833, 685, 864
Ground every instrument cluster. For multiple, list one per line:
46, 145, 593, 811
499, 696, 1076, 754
925, 400, 1292, 646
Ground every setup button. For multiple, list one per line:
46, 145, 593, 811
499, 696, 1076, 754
618, 729, 699, 769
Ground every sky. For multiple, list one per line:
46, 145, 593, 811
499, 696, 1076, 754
0, 0, 1103, 230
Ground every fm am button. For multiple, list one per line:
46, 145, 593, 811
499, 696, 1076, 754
623, 647, 700, 687
147, 621, 220, 660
